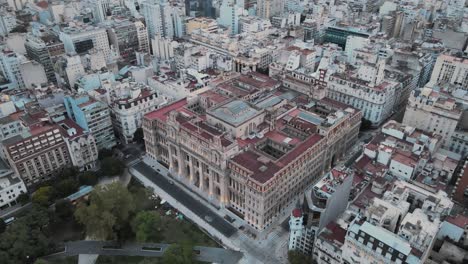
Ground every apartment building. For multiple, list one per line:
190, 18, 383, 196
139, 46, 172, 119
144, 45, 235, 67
1, 117, 72, 186
59, 25, 112, 62
428, 53, 468, 87
0, 158, 27, 209
403, 87, 463, 148
58, 119, 98, 171
104, 19, 149, 64
100, 79, 165, 143
327, 62, 398, 126
289, 168, 354, 255
64, 95, 116, 150
25, 33, 65, 83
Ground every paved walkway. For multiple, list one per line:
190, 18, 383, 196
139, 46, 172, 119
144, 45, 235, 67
43, 241, 242, 264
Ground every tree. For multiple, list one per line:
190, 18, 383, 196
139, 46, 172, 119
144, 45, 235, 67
55, 199, 74, 220
100, 157, 124, 176
162, 242, 194, 264
98, 148, 114, 160
133, 128, 145, 144
16, 193, 30, 206
0, 206, 51, 264
54, 178, 79, 198
74, 182, 135, 240
78, 171, 99, 186
288, 250, 312, 264
131, 211, 162, 242
34, 260, 48, 264
58, 167, 79, 180
0, 218, 5, 234
32, 186, 55, 207
360, 118, 373, 131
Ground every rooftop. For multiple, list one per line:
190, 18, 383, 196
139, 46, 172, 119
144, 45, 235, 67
208, 100, 262, 126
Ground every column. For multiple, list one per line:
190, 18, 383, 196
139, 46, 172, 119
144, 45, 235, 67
208, 170, 214, 198
168, 144, 174, 173
188, 156, 194, 185
177, 147, 184, 180
199, 163, 204, 192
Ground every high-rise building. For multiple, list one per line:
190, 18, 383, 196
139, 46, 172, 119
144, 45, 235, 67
0, 8, 17, 36
428, 53, 468, 88
288, 168, 354, 255
105, 19, 148, 64
64, 95, 116, 150
185, 0, 215, 18
59, 25, 112, 62
141, 0, 175, 39
25, 34, 65, 84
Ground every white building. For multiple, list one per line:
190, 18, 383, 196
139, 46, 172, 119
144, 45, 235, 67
343, 220, 422, 264
403, 87, 463, 148
59, 25, 112, 62
59, 119, 99, 171
0, 8, 17, 37
428, 53, 468, 88
101, 79, 165, 143
135, 20, 150, 53
327, 63, 397, 125
141, 0, 175, 39
0, 159, 27, 209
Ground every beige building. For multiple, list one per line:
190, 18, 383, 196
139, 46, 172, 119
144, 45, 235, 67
186, 17, 218, 35
1, 117, 72, 186
403, 87, 463, 148
428, 53, 468, 87
143, 74, 361, 231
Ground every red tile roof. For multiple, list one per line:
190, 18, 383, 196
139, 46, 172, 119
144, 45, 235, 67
320, 221, 347, 244
446, 215, 468, 228
292, 208, 302, 218
144, 99, 187, 122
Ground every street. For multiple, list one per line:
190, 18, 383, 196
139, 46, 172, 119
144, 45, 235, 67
43, 240, 242, 264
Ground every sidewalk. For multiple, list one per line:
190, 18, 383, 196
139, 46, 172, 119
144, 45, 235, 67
0, 202, 31, 219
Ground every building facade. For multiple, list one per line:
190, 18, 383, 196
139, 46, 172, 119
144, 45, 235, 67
64, 95, 116, 150
143, 77, 361, 231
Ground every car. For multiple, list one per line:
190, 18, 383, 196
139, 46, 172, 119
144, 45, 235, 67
4, 217, 15, 225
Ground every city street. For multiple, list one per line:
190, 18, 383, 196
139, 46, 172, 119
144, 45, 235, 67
130, 159, 290, 263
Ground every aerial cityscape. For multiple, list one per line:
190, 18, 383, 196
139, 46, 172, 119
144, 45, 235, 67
0, 0, 467, 263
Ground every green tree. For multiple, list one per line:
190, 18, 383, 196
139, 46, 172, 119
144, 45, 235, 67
32, 186, 55, 207
162, 242, 194, 264
0, 206, 51, 264
55, 199, 74, 220
288, 250, 312, 264
74, 182, 135, 240
100, 157, 124, 176
16, 193, 30, 205
131, 211, 162, 242
360, 118, 373, 131
98, 148, 114, 160
0, 218, 5, 234
55, 178, 79, 198
78, 171, 99, 186
59, 167, 79, 180
133, 128, 145, 144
